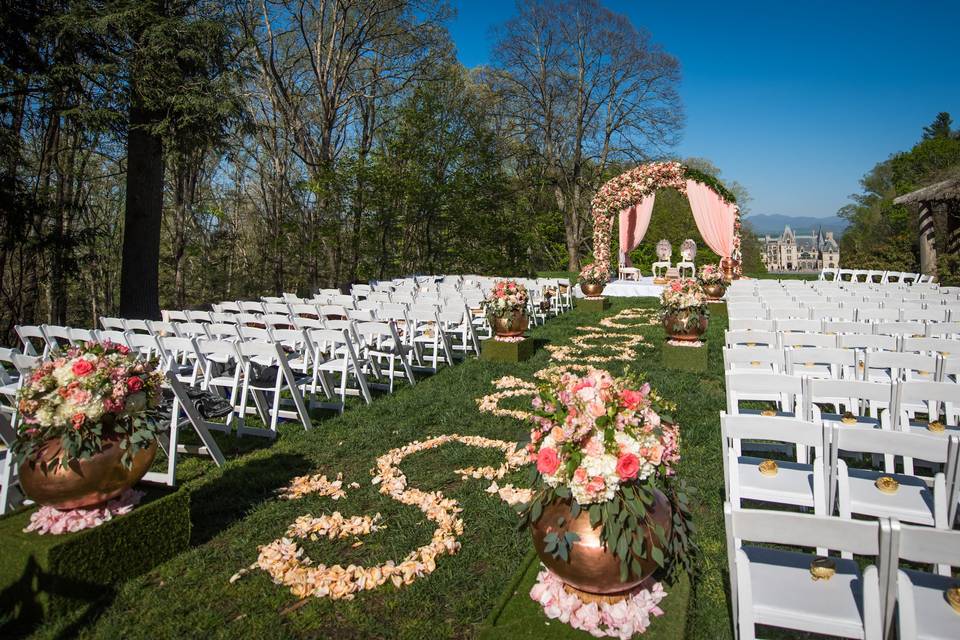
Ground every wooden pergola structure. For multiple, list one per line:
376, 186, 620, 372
894, 176, 960, 275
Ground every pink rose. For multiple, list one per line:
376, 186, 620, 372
620, 389, 644, 410
127, 376, 144, 392
584, 437, 604, 457
586, 475, 606, 495
71, 359, 95, 377
616, 453, 640, 480
536, 447, 560, 475
71, 412, 86, 430
573, 467, 588, 483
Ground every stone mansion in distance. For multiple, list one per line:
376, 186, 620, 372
759, 226, 841, 273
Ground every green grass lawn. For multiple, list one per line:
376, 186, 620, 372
28, 298, 733, 640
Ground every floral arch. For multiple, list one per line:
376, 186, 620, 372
590, 161, 742, 277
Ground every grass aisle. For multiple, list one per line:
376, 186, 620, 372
36, 299, 731, 640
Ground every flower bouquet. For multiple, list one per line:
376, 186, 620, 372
518, 368, 696, 596
659, 278, 709, 341
578, 263, 608, 297
13, 341, 167, 509
697, 264, 727, 300
484, 280, 530, 337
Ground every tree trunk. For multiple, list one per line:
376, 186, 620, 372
119, 103, 164, 319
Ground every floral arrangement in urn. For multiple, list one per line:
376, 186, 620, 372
13, 341, 167, 508
518, 368, 696, 595
697, 264, 726, 300
659, 278, 710, 341
578, 263, 608, 297
484, 280, 530, 337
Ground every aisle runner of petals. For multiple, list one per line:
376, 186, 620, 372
238, 435, 531, 601
236, 305, 662, 617
476, 305, 673, 637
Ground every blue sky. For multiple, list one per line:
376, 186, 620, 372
449, 0, 960, 219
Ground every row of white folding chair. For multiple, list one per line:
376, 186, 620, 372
725, 374, 960, 447
729, 317, 960, 338
725, 329, 958, 355
0, 349, 40, 513
729, 303, 960, 322
721, 413, 958, 528
725, 503, 960, 640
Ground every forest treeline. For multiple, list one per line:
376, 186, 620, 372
2, 0, 736, 341
839, 112, 960, 281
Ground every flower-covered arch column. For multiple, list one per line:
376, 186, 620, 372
590, 161, 743, 278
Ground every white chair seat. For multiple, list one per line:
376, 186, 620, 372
737, 456, 816, 507
899, 569, 957, 640
743, 546, 871, 638
846, 468, 934, 525
315, 358, 350, 372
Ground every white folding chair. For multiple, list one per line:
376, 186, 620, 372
892, 380, 960, 435
785, 346, 857, 379
724, 504, 886, 640
353, 321, 416, 393
721, 413, 827, 513
829, 425, 955, 527
100, 316, 126, 331
888, 521, 960, 640
15, 325, 49, 357
726, 372, 802, 417
901, 336, 956, 357
722, 347, 785, 374
725, 330, 779, 349
234, 341, 312, 438
305, 329, 372, 413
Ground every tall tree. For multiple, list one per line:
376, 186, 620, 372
922, 111, 954, 140
491, 0, 682, 270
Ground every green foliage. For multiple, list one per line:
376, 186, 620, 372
840, 114, 960, 272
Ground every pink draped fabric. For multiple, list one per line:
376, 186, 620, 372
618, 194, 656, 266
685, 179, 737, 259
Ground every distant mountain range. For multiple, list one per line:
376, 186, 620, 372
743, 214, 849, 237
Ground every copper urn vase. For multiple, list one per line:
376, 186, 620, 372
662, 310, 708, 342
19, 438, 158, 510
720, 258, 739, 282
580, 283, 604, 297
492, 310, 528, 337
531, 491, 673, 595
702, 283, 726, 300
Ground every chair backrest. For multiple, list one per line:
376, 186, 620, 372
262, 314, 295, 329
727, 318, 774, 332
892, 520, 960, 570
347, 308, 377, 322
779, 332, 837, 348
68, 328, 97, 344
725, 372, 802, 414
894, 380, 960, 428
806, 378, 893, 420
786, 346, 856, 378
831, 423, 949, 463
774, 319, 822, 334
901, 336, 955, 357
724, 503, 881, 556
173, 321, 209, 338
100, 316, 126, 331
205, 323, 240, 340
289, 303, 320, 319
725, 330, 778, 348
858, 307, 902, 322
187, 310, 213, 323
837, 333, 898, 352
902, 307, 947, 322
873, 321, 925, 337
238, 325, 271, 341
125, 332, 162, 359
822, 322, 868, 339
238, 301, 264, 314
722, 346, 784, 373
15, 325, 48, 357
161, 310, 190, 323
96, 329, 128, 345
864, 351, 937, 381
926, 320, 960, 337
811, 306, 856, 321
320, 304, 348, 319
146, 320, 177, 337
124, 319, 151, 334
